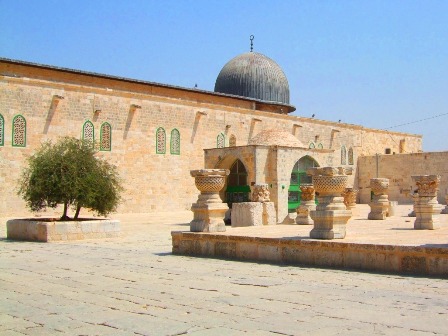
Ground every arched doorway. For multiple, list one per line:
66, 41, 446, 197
288, 156, 319, 213
225, 159, 250, 208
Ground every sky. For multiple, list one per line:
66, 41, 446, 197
1, 0, 447, 151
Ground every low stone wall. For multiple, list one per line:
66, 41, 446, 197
7, 219, 120, 242
172, 231, 448, 277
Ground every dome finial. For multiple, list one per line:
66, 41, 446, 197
250, 35, 254, 52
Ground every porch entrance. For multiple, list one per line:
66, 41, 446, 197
288, 156, 319, 213
225, 159, 250, 208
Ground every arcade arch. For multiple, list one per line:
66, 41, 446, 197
288, 155, 319, 213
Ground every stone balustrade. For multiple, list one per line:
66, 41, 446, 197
412, 175, 442, 230
307, 167, 352, 239
189, 169, 229, 232
368, 178, 390, 220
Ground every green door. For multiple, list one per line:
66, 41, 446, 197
225, 159, 250, 208
288, 156, 318, 213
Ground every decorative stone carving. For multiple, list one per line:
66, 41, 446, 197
368, 178, 390, 220
251, 184, 270, 202
412, 175, 441, 229
442, 194, 448, 214
295, 184, 315, 225
190, 169, 229, 232
342, 187, 357, 210
307, 167, 352, 239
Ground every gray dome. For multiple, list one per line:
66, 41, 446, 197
214, 52, 290, 104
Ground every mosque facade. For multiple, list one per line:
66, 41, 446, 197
0, 53, 428, 219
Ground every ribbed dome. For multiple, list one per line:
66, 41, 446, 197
249, 129, 304, 147
214, 52, 290, 104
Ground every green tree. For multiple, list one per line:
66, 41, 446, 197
18, 137, 122, 220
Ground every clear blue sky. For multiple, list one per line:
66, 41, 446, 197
1, 0, 447, 151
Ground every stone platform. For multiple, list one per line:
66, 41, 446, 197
172, 204, 448, 277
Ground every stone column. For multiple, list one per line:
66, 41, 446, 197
342, 187, 357, 210
295, 184, 316, 225
408, 193, 418, 217
190, 169, 229, 232
308, 167, 352, 239
441, 194, 448, 214
412, 175, 441, 230
368, 178, 390, 220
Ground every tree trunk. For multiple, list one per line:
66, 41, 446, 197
60, 202, 70, 220
74, 204, 81, 220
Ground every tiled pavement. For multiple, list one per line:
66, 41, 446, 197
1, 210, 447, 335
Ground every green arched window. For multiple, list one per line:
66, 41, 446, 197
0, 114, 4, 146
309, 142, 315, 149
82, 120, 94, 145
12, 115, 26, 147
317, 143, 323, 149
217, 133, 225, 148
156, 127, 166, 154
170, 128, 180, 155
100, 122, 112, 151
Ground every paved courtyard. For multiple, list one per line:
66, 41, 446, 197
1, 210, 448, 335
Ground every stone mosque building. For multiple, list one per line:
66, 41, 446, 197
0, 48, 446, 221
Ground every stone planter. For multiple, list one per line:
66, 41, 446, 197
342, 187, 357, 210
190, 169, 229, 232
368, 178, 390, 220
295, 184, 315, 225
412, 175, 441, 229
308, 167, 352, 239
7, 218, 120, 242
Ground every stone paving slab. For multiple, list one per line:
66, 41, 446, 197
1, 207, 448, 335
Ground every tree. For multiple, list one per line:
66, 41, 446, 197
18, 137, 122, 220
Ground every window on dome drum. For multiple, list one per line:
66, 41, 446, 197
82, 120, 94, 146
317, 143, 323, 149
341, 146, 347, 165
348, 147, 354, 165
217, 133, 225, 148
100, 122, 112, 151
156, 127, 166, 154
170, 128, 180, 155
0, 114, 4, 146
229, 134, 236, 147
308, 142, 315, 149
12, 115, 26, 147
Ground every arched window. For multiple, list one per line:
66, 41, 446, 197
12, 115, 26, 147
82, 120, 94, 145
348, 147, 354, 165
225, 159, 250, 207
317, 143, 323, 149
341, 145, 347, 165
156, 127, 166, 154
217, 133, 225, 148
0, 114, 4, 146
309, 142, 315, 149
170, 128, 180, 155
100, 122, 112, 151
229, 134, 236, 147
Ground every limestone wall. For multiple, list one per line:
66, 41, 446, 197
357, 152, 448, 204
0, 60, 423, 217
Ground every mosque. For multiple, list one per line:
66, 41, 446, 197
0, 45, 446, 221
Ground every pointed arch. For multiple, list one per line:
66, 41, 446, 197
82, 120, 94, 145
100, 122, 112, 151
12, 115, 26, 147
341, 145, 347, 165
288, 155, 319, 213
309, 142, 315, 149
217, 133, 225, 148
348, 147, 354, 165
156, 127, 166, 154
229, 134, 236, 147
226, 159, 250, 207
170, 128, 180, 155
0, 114, 4, 146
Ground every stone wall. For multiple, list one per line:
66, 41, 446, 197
357, 152, 448, 204
0, 60, 422, 217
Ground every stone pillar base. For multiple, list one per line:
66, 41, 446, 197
190, 202, 227, 232
231, 202, 276, 227
295, 201, 316, 225
368, 195, 389, 220
309, 210, 351, 239
414, 202, 441, 230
